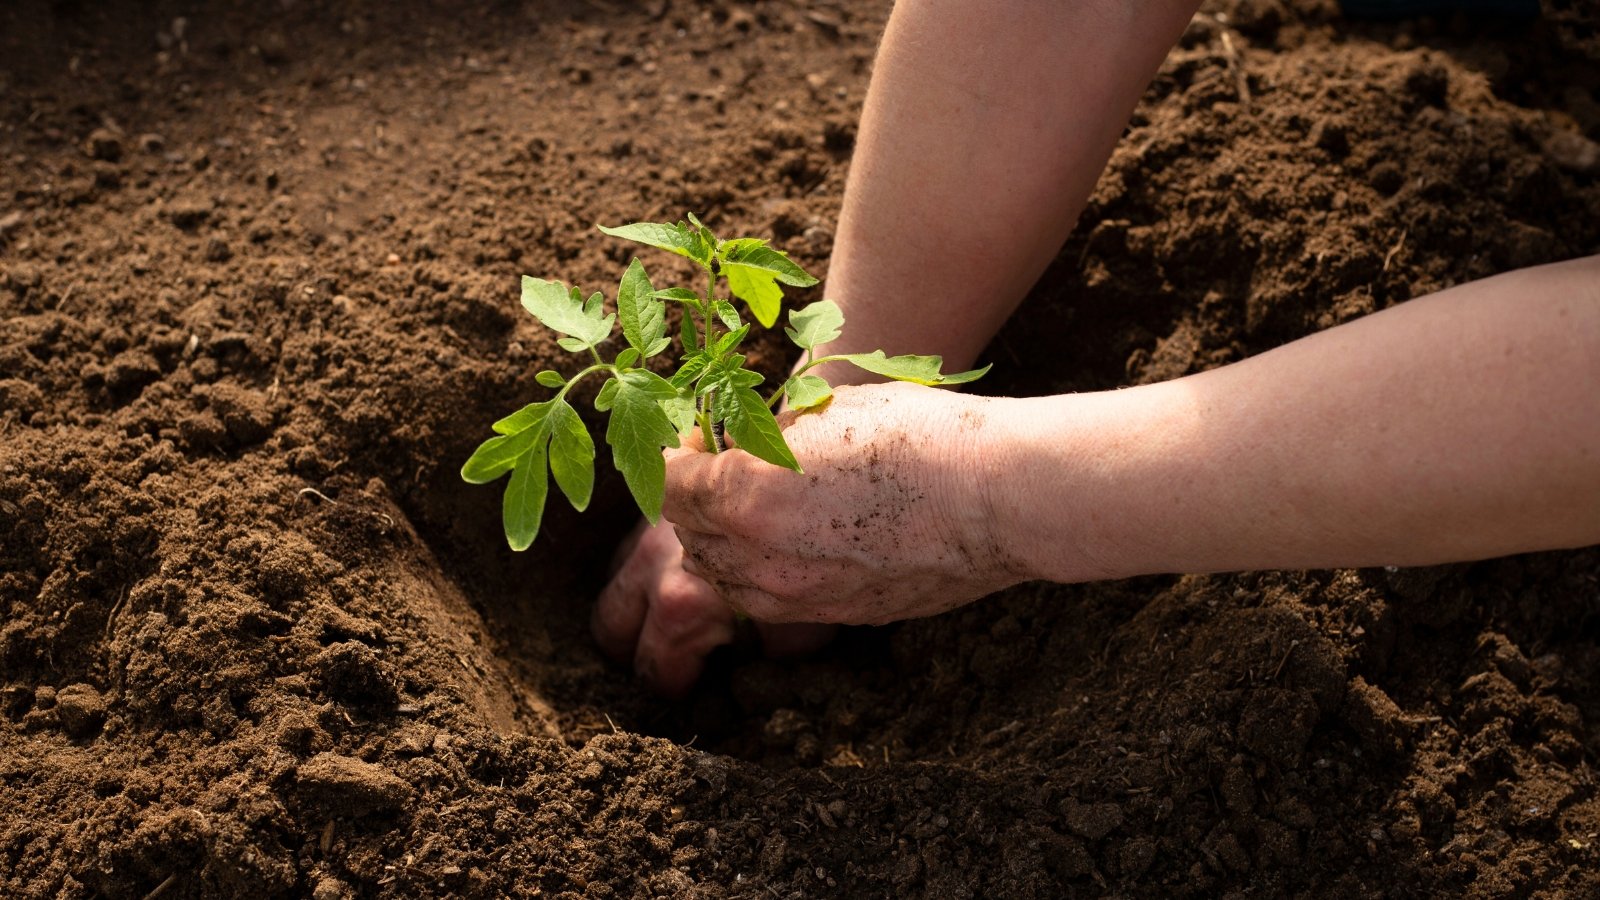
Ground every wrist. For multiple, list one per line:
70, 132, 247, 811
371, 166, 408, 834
984, 384, 1198, 584
929, 393, 1040, 592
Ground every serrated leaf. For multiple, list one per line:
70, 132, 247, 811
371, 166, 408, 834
670, 349, 715, 389
607, 371, 682, 523
713, 324, 750, 356
617, 258, 667, 357
680, 310, 699, 352
598, 221, 714, 267
557, 336, 592, 353
522, 276, 615, 349
502, 442, 549, 551
615, 348, 641, 369
712, 299, 742, 331
687, 212, 717, 244
653, 287, 701, 304
662, 393, 698, 435
705, 353, 764, 391
702, 356, 764, 423
548, 399, 595, 512
838, 351, 993, 386
490, 399, 556, 437
726, 387, 800, 471
786, 299, 844, 350
462, 425, 541, 483
717, 238, 818, 328
783, 374, 833, 410
535, 370, 566, 389
618, 367, 679, 399
595, 377, 620, 411
646, 336, 672, 357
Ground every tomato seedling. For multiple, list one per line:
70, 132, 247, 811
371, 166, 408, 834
463, 214, 989, 550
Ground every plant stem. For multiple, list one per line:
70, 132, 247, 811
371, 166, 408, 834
701, 267, 719, 349
698, 410, 721, 454
699, 264, 725, 453
556, 363, 612, 403
765, 348, 815, 408
765, 379, 791, 409
790, 354, 849, 378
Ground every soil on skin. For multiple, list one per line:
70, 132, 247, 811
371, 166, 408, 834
3, 0, 1599, 896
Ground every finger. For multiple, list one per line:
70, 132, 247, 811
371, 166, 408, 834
662, 451, 741, 535
633, 570, 738, 698
593, 558, 649, 663
677, 424, 707, 453
755, 621, 838, 658
591, 521, 661, 662
674, 528, 752, 586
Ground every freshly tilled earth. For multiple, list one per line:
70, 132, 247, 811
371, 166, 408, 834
2, 0, 1599, 897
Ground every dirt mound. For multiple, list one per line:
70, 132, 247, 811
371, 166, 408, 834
2, 0, 1598, 896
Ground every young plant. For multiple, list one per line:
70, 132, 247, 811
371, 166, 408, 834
462, 214, 989, 550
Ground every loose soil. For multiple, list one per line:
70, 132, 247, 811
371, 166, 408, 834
3, 0, 1599, 897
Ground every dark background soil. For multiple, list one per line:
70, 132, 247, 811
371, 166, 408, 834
3, 0, 1599, 896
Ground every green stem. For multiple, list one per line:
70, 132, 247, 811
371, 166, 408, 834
698, 409, 720, 454
790, 353, 848, 378
702, 266, 719, 349
555, 363, 613, 403
766, 347, 816, 408
765, 379, 791, 409
698, 263, 725, 453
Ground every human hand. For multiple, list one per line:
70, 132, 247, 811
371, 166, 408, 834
663, 382, 1023, 626
592, 519, 835, 697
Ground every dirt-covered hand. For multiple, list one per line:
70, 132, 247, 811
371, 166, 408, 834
663, 382, 1020, 625
592, 519, 835, 697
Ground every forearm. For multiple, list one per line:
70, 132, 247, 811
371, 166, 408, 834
992, 257, 1600, 581
813, 0, 1202, 382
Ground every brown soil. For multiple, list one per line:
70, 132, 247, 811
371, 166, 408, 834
3, 0, 1599, 897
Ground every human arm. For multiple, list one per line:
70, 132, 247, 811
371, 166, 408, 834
814, 0, 1206, 377
593, 0, 1204, 690
667, 256, 1600, 623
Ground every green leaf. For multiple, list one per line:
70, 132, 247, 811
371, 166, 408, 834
535, 370, 566, 389
837, 351, 993, 387
717, 238, 817, 327
704, 353, 764, 392
783, 374, 833, 410
557, 336, 591, 353
548, 399, 595, 512
615, 348, 641, 369
786, 299, 844, 350
703, 356, 764, 422
712, 324, 750, 356
462, 425, 540, 483
521, 276, 614, 349
670, 349, 715, 389
490, 399, 555, 436
617, 258, 667, 357
595, 377, 620, 411
662, 393, 698, 435
653, 287, 701, 304
712, 299, 742, 331
680, 311, 699, 353
619, 367, 679, 399
687, 212, 718, 246
726, 387, 800, 471
502, 442, 549, 551
607, 370, 682, 523
598, 221, 713, 267
646, 336, 672, 357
